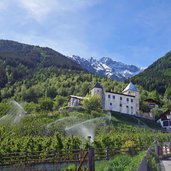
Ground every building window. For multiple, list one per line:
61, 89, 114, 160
163, 120, 169, 127
131, 106, 133, 114
169, 121, 171, 126
120, 97, 122, 100
113, 95, 115, 99
127, 98, 129, 102
120, 104, 122, 107
126, 106, 129, 108
131, 99, 133, 102
108, 95, 110, 98
110, 103, 112, 106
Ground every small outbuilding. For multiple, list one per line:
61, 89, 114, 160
144, 98, 160, 109
68, 95, 84, 107
156, 109, 171, 130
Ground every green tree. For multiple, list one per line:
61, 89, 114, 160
82, 94, 102, 113
140, 101, 150, 113
153, 106, 163, 117
54, 95, 66, 109
164, 87, 171, 100
0, 102, 10, 117
38, 97, 54, 111
46, 87, 57, 98
149, 90, 160, 102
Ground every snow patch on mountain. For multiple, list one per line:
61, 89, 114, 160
70, 55, 143, 81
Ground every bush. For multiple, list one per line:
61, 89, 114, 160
0, 102, 10, 117
82, 94, 102, 113
54, 95, 66, 109
147, 151, 160, 171
91, 110, 103, 117
95, 153, 146, 171
24, 102, 39, 113
38, 97, 54, 111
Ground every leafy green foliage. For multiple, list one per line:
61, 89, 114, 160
140, 101, 151, 113
95, 152, 145, 171
131, 51, 171, 95
38, 97, 54, 111
164, 87, 171, 100
147, 151, 160, 171
54, 95, 67, 109
82, 94, 102, 113
0, 102, 10, 117
0, 40, 83, 89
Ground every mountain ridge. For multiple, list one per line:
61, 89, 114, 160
131, 51, 171, 94
70, 55, 143, 81
0, 39, 83, 88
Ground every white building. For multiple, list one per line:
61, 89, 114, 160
68, 82, 139, 115
156, 109, 171, 130
68, 95, 84, 107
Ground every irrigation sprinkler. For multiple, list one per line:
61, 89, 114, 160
88, 136, 91, 146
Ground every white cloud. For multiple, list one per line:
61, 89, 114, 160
18, 0, 56, 22
18, 0, 100, 22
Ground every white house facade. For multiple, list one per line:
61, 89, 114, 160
68, 95, 83, 107
156, 109, 171, 130
68, 82, 139, 115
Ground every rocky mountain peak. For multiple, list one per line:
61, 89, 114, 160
71, 55, 143, 81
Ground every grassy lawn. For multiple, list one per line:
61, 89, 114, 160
111, 111, 162, 130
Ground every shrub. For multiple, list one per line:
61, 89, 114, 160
38, 97, 54, 111
82, 94, 102, 113
147, 151, 160, 171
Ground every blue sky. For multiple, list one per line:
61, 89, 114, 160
0, 0, 171, 67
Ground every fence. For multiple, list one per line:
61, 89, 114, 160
0, 146, 147, 171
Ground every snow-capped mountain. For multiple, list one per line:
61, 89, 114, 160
71, 55, 143, 81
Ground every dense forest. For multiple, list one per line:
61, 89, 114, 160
0, 40, 169, 170
0, 40, 171, 117
131, 51, 171, 95
0, 40, 83, 88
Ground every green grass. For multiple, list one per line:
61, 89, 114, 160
137, 117, 162, 130
111, 112, 139, 124
111, 111, 162, 130
95, 152, 146, 171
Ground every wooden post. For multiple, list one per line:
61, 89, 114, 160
88, 147, 95, 171
158, 146, 163, 159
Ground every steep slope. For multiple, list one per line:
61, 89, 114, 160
131, 51, 171, 94
0, 40, 83, 87
71, 55, 142, 81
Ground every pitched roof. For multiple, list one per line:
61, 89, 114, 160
155, 109, 171, 121
93, 82, 103, 89
145, 99, 160, 105
122, 82, 139, 93
106, 91, 135, 97
69, 95, 84, 99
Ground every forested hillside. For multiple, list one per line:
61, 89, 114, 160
131, 51, 171, 95
0, 40, 171, 115
0, 40, 129, 103
0, 40, 169, 171
0, 40, 83, 88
